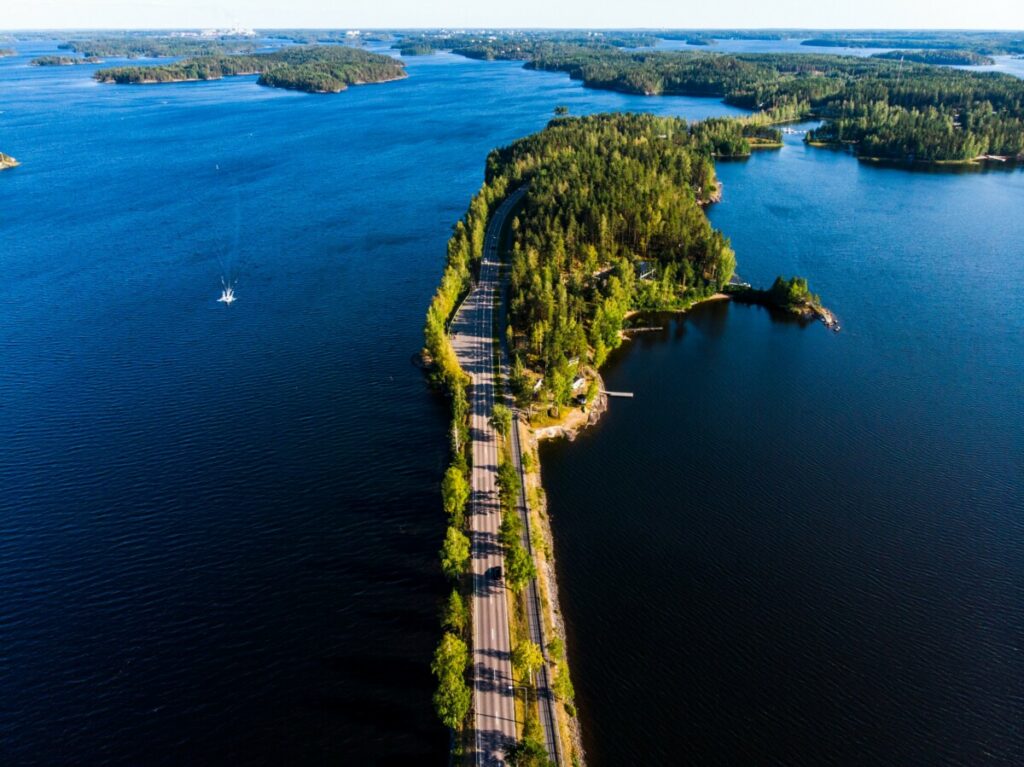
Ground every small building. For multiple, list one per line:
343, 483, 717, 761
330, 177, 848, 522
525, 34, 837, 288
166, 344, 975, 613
571, 376, 586, 392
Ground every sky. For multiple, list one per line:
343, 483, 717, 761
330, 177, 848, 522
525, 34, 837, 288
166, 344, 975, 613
4, 0, 1024, 31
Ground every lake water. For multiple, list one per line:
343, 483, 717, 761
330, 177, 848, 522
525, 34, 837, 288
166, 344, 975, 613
0, 42, 743, 764
541, 136, 1024, 764
1, 40, 1021, 765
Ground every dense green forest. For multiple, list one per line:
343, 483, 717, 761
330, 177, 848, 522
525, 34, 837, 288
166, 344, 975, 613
32, 55, 102, 66
59, 36, 256, 58
94, 46, 406, 92
871, 50, 995, 66
800, 31, 1024, 55
495, 114, 739, 392
517, 47, 1024, 162
391, 30, 657, 59
425, 113, 740, 413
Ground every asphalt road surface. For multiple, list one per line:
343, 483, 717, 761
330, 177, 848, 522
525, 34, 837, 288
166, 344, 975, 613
450, 186, 527, 765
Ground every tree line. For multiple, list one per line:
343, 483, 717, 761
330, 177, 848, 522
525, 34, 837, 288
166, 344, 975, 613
516, 47, 1024, 162
94, 46, 407, 93
60, 36, 256, 58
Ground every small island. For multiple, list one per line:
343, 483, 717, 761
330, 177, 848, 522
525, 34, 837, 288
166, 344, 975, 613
32, 55, 103, 66
94, 45, 407, 93
871, 49, 995, 66
0, 152, 20, 170
727, 276, 839, 329
0, 48, 16, 58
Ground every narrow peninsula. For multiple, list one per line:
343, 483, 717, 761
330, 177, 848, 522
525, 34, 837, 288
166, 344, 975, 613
423, 112, 831, 766
94, 46, 407, 93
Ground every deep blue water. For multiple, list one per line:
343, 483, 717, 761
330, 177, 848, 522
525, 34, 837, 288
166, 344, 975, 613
0, 42, 743, 764
541, 135, 1024, 764
1, 38, 1022, 766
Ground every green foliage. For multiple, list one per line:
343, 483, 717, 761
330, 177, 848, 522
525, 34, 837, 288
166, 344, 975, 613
798, 30, 1024, 55
505, 732, 555, 767
94, 45, 406, 93
490, 403, 513, 438
483, 113, 736, 390
553, 665, 576, 703
522, 46, 1024, 162
499, 506, 524, 549
497, 457, 521, 514
441, 589, 468, 635
769, 275, 817, 309
61, 35, 254, 58
31, 55, 101, 66
432, 631, 469, 676
432, 632, 471, 730
690, 117, 783, 156
506, 543, 537, 592
871, 50, 995, 66
511, 640, 545, 679
393, 30, 657, 62
441, 465, 469, 527
439, 526, 470, 580
546, 637, 565, 662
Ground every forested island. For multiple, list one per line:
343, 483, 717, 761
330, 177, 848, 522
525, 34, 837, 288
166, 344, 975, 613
506, 47, 1024, 163
94, 46, 406, 93
59, 36, 256, 58
871, 49, 995, 66
32, 55, 103, 66
0, 152, 19, 170
391, 30, 657, 59
800, 30, 1024, 55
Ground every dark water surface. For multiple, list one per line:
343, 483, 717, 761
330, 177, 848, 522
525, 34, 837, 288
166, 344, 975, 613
0, 42, 745, 764
541, 137, 1024, 764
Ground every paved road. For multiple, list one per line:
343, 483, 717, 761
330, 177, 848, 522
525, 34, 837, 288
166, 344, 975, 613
450, 186, 527, 766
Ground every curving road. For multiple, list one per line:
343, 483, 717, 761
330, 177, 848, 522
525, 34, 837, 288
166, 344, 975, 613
450, 186, 528, 765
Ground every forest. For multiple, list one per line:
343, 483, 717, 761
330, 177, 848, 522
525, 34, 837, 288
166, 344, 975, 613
871, 50, 995, 66
391, 30, 657, 59
94, 46, 406, 93
800, 30, 1024, 55
32, 55, 102, 66
494, 114, 738, 395
424, 113, 739, 416
519, 47, 1024, 162
59, 36, 256, 58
